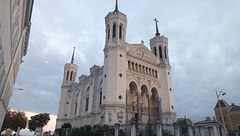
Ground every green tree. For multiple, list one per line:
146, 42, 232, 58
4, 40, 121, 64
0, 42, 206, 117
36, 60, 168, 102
61, 123, 72, 129
1, 109, 28, 132
28, 113, 50, 132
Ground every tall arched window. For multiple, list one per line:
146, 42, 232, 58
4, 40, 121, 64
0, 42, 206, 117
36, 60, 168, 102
85, 87, 90, 112
99, 90, 102, 106
113, 23, 116, 38
159, 46, 163, 58
107, 25, 110, 40
119, 25, 122, 39
153, 47, 157, 56
70, 71, 73, 81
75, 103, 78, 115
66, 71, 69, 80
164, 46, 167, 59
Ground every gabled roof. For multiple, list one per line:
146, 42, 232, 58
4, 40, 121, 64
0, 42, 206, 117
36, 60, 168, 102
214, 100, 229, 109
126, 43, 158, 65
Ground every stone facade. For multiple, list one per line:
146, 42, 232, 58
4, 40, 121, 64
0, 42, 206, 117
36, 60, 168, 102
0, 0, 33, 129
214, 100, 240, 131
56, 2, 176, 131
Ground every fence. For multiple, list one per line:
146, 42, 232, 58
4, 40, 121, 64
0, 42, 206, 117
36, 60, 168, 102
55, 122, 239, 136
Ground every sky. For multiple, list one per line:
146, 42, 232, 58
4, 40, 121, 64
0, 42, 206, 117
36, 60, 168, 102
8, 0, 240, 132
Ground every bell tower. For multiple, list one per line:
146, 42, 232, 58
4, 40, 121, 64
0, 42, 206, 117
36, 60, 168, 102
105, 0, 127, 47
150, 18, 170, 66
101, 0, 128, 125
56, 47, 78, 128
150, 19, 176, 130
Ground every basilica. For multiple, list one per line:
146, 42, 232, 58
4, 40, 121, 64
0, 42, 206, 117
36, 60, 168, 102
56, 1, 176, 130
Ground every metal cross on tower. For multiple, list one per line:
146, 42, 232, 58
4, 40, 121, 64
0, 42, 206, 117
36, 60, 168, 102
154, 18, 160, 36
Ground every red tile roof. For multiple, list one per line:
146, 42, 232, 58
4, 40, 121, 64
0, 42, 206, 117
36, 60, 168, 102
214, 100, 229, 109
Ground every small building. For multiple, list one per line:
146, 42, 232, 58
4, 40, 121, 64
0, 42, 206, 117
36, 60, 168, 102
214, 100, 240, 131
194, 117, 225, 136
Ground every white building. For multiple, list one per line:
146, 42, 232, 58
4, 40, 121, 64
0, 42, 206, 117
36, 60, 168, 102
0, 0, 34, 129
56, 1, 176, 131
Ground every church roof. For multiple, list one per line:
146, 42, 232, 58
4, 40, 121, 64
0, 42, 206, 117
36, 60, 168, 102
214, 99, 229, 109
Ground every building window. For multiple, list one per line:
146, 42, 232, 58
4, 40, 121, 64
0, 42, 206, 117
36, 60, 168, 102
113, 23, 116, 38
153, 47, 157, 56
164, 46, 167, 59
99, 91, 102, 106
70, 71, 73, 81
107, 25, 110, 40
119, 25, 122, 39
66, 71, 69, 80
85, 97, 89, 111
159, 46, 162, 58
75, 103, 77, 115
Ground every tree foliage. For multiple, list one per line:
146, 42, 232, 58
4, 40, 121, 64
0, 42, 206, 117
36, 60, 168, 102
1, 109, 28, 132
61, 123, 72, 129
28, 113, 50, 132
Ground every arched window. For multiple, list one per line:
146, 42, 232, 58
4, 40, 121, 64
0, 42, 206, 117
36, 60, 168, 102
85, 87, 90, 112
153, 47, 157, 56
132, 62, 135, 71
146, 67, 149, 75
107, 25, 110, 40
75, 103, 78, 115
135, 63, 138, 72
66, 71, 69, 80
113, 23, 116, 38
164, 46, 167, 59
85, 97, 89, 111
70, 71, 73, 81
128, 61, 131, 70
159, 46, 163, 58
99, 90, 102, 106
119, 25, 122, 39
142, 66, 145, 75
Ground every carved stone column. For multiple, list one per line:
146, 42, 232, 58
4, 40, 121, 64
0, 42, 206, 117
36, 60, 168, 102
126, 91, 128, 122
147, 93, 151, 122
157, 96, 162, 122
136, 91, 141, 123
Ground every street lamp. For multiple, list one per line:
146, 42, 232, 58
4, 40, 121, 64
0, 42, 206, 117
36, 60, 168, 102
14, 88, 23, 91
215, 90, 228, 136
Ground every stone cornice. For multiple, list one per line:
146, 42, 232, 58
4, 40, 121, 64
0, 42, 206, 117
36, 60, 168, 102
103, 45, 126, 53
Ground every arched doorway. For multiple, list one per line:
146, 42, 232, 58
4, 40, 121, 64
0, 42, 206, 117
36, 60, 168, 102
140, 85, 149, 123
151, 87, 159, 121
127, 81, 138, 122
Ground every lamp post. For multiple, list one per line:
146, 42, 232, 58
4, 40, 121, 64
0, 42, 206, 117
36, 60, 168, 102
13, 88, 23, 91
215, 90, 228, 136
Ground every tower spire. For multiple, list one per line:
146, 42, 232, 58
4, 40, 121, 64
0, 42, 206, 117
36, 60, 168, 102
154, 18, 160, 36
114, 0, 119, 12
71, 47, 75, 64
